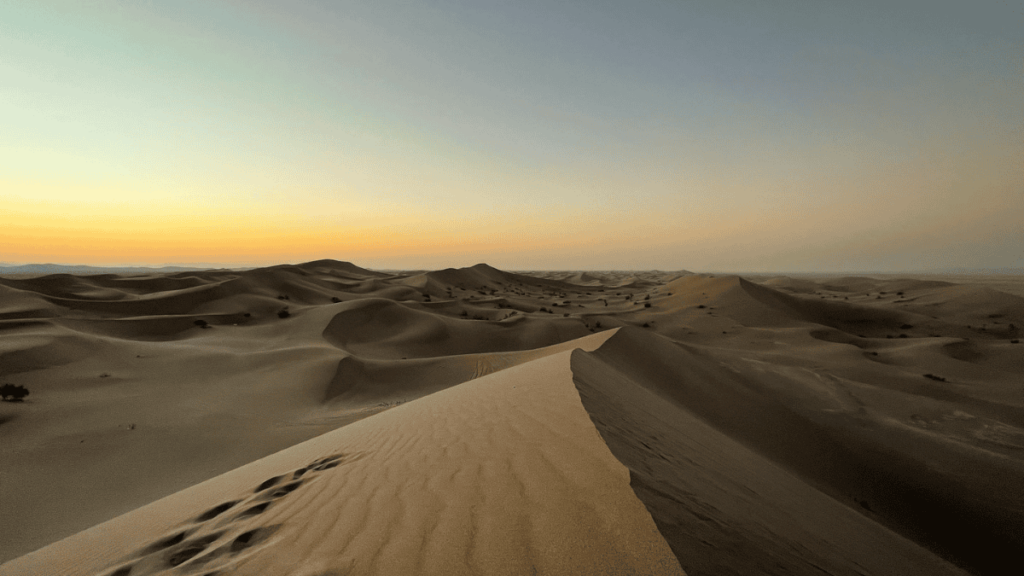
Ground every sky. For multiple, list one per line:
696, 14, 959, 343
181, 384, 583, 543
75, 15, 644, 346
2, 0, 1021, 272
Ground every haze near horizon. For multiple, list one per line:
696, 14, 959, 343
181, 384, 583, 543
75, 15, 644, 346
2, 1, 1020, 272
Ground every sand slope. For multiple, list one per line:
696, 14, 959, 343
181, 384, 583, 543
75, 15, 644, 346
572, 328, 982, 575
2, 337, 685, 576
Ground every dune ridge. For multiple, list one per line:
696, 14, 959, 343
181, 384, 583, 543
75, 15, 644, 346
2, 335, 686, 576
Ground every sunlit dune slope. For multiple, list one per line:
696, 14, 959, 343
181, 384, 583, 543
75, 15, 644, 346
2, 338, 685, 576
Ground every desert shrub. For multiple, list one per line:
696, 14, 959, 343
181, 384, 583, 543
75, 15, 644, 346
460, 310, 468, 317
923, 373, 947, 382
642, 322, 650, 328
194, 319, 209, 329
277, 295, 290, 300
644, 302, 652, 308
0, 383, 29, 402
644, 294, 650, 300
331, 297, 341, 303
278, 308, 290, 319
697, 304, 706, 309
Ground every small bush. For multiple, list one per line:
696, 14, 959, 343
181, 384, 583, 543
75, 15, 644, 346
194, 319, 209, 329
331, 297, 341, 303
0, 383, 29, 402
278, 308, 290, 319
923, 374, 947, 382
644, 302, 651, 308
697, 304, 706, 309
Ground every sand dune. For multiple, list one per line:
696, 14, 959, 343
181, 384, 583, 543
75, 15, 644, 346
573, 327, 1018, 575
2, 261, 1022, 574
3, 337, 685, 576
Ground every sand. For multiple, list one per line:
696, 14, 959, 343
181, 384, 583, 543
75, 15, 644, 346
2, 262, 1022, 575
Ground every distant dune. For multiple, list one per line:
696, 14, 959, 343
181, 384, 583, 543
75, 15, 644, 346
2, 261, 1022, 575
0, 264, 222, 276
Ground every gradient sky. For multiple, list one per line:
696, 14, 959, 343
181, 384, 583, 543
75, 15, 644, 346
2, 1, 1021, 271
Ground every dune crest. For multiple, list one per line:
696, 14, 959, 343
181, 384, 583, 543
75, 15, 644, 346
2, 335, 686, 576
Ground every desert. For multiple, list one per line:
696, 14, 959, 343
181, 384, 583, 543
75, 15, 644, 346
1, 261, 1022, 575
4, 1, 1021, 574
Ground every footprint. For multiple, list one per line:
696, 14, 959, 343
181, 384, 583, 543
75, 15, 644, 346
235, 501, 272, 518
268, 480, 303, 498
312, 454, 344, 466
254, 475, 285, 493
165, 532, 223, 568
196, 501, 239, 522
141, 530, 189, 555
291, 454, 346, 479
228, 525, 279, 553
313, 457, 342, 471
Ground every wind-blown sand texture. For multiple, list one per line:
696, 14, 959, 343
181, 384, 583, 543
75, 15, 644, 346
2, 261, 1022, 575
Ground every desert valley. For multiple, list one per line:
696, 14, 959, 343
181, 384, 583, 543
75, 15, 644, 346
1, 260, 1021, 576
